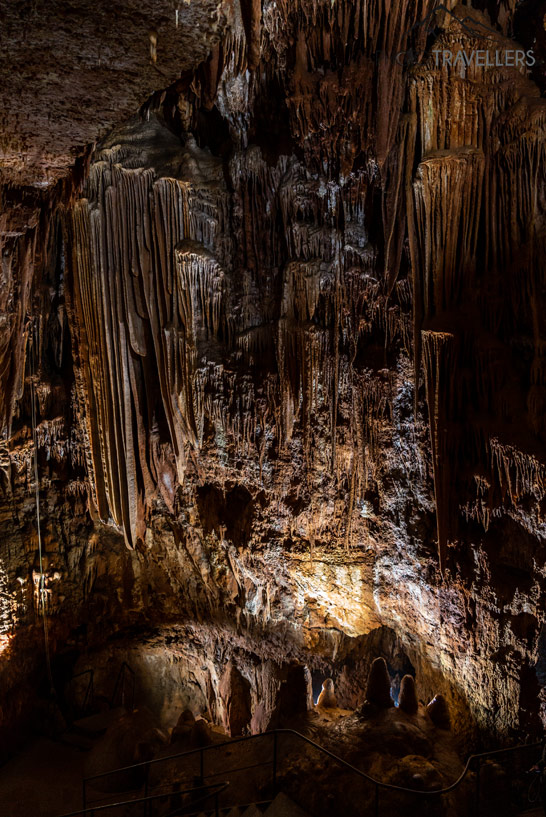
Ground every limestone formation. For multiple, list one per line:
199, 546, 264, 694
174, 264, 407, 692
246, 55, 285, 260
1, 0, 546, 763
267, 664, 314, 729
190, 717, 214, 748
171, 709, 196, 744
398, 675, 419, 715
426, 695, 451, 730
365, 658, 394, 709
317, 678, 338, 709
227, 665, 252, 736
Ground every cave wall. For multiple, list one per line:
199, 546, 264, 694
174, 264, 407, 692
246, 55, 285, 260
1, 0, 546, 752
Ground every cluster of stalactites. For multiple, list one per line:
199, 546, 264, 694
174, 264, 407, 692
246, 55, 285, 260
199, 0, 440, 167
0, 206, 39, 439
394, 6, 546, 565
70, 148, 228, 547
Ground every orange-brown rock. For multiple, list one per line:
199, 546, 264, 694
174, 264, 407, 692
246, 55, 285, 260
171, 709, 196, 744
317, 678, 338, 709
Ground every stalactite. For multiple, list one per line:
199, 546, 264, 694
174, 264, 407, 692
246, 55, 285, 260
69, 124, 229, 547
489, 438, 546, 507
0, 209, 38, 437
412, 148, 485, 319
260, 0, 435, 168
422, 330, 457, 572
4, 0, 546, 759
59, 0, 546, 567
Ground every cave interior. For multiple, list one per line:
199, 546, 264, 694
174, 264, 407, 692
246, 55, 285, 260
1, 1, 546, 816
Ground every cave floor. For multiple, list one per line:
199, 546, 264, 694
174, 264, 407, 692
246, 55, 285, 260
0, 706, 515, 817
0, 736, 85, 817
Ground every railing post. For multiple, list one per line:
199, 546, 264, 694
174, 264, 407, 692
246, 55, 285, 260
475, 758, 480, 817
374, 783, 379, 817
273, 732, 278, 792
144, 761, 150, 817
200, 747, 204, 782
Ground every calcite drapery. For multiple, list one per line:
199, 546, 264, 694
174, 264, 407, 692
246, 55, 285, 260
69, 123, 229, 546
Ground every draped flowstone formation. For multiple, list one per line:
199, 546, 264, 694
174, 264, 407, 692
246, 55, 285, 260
1, 0, 546, 757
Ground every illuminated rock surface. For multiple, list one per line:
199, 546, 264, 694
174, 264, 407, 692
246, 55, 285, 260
1, 0, 546, 783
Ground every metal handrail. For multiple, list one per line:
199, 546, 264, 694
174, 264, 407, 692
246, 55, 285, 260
67, 661, 136, 722
294, 732, 542, 797
171, 799, 273, 817
84, 731, 275, 784
110, 661, 135, 711
83, 727, 542, 800
57, 780, 229, 817
68, 669, 95, 719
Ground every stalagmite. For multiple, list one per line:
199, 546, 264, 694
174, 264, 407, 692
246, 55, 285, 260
426, 694, 451, 730
398, 675, 419, 715
365, 658, 394, 709
190, 717, 213, 747
317, 678, 337, 709
171, 709, 196, 744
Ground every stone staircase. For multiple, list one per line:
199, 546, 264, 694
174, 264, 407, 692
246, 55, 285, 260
191, 792, 310, 817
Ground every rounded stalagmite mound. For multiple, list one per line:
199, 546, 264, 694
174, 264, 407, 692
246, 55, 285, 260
190, 717, 214, 748
317, 678, 338, 709
171, 709, 195, 744
365, 657, 394, 708
426, 694, 451, 729
398, 674, 419, 715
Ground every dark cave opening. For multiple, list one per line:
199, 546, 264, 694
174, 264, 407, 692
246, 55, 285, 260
311, 670, 326, 704
196, 483, 257, 547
